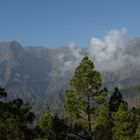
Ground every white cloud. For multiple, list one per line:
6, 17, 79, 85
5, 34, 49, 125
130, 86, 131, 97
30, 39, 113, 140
56, 29, 140, 74
88, 29, 130, 71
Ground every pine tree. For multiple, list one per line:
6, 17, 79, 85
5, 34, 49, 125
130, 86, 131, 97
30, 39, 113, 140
112, 103, 135, 140
0, 87, 35, 140
36, 108, 68, 140
109, 87, 125, 112
64, 56, 102, 140
94, 88, 112, 140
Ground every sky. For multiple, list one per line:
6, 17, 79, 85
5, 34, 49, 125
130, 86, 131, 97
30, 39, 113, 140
0, 0, 140, 48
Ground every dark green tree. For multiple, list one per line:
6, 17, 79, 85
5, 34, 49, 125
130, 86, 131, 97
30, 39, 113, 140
109, 87, 126, 112
0, 87, 35, 140
0, 87, 7, 98
94, 88, 112, 140
112, 103, 135, 140
64, 56, 104, 140
36, 108, 68, 140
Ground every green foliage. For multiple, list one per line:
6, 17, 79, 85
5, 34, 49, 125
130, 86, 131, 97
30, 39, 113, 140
94, 105, 111, 129
64, 56, 109, 140
94, 88, 108, 104
64, 57, 140, 140
112, 104, 135, 140
94, 88, 112, 140
131, 107, 140, 139
0, 88, 35, 140
36, 108, 68, 140
109, 87, 126, 112
135, 122, 140, 139
70, 56, 102, 93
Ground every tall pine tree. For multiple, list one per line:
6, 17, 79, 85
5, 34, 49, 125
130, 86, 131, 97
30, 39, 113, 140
64, 56, 103, 140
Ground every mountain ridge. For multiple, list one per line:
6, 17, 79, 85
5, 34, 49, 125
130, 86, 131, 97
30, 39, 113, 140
0, 40, 140, 112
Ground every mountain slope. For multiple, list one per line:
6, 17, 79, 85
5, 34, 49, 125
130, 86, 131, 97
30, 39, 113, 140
0, 40, 140, 112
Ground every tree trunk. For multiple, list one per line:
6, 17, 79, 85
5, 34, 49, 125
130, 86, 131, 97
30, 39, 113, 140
87, 95, 92, 140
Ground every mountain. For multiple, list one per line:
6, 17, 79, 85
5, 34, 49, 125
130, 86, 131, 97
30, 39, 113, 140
0, 40, 140, 113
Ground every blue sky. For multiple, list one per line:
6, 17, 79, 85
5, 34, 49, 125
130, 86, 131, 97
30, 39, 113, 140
0, 0, 140, 47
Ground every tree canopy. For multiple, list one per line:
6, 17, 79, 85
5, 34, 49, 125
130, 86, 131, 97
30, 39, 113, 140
64, 56, 111, 140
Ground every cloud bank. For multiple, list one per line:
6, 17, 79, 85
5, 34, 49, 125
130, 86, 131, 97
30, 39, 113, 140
88, 29, 128, 71
57, 29, 140, 73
